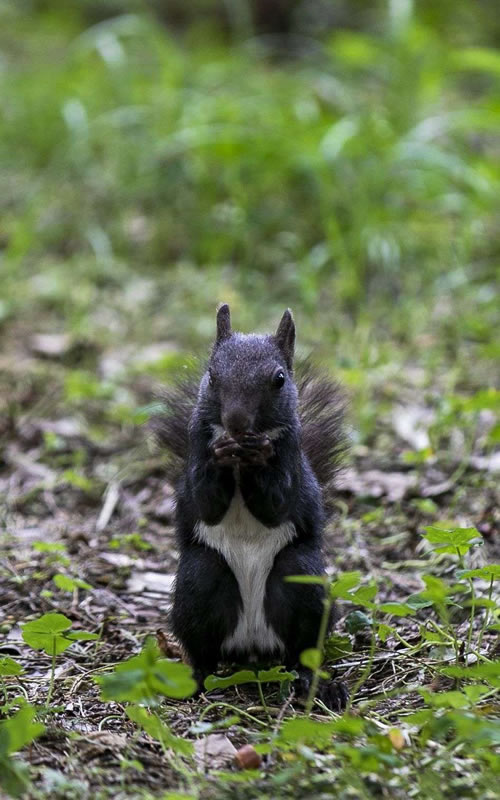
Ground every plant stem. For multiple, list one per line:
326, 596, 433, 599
199, 701, 268, 727
466, 577, 475, 660
428, 619, 455, 643
46, 647, 56, 708
256, 680, 271, 721
393, 629, 416, 650
346, 618, 377, 713
1, 677, 7, 706
477, 576, 494, 653
153, 710, 194, 786
305, 589, 333, 715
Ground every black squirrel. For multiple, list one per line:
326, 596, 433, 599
153, 305, 348, 709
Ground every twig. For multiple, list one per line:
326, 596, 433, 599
96, 481, 121, 531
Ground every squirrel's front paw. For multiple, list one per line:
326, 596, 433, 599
210, 435, 244, 466
238, 433, 274, 466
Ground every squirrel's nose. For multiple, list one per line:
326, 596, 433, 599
222, 408, 253, 437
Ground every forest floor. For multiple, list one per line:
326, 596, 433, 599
1, 321, 499, 798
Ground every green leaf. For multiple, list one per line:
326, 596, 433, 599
0, 706, 45, 757
53, 574, 76, 592
333, 31, 382, 66
459, 388, 500, 412
66, 632, 99, 642
21, 613, 73, 656
420, 689, 469, 709
125, 706, 193, 756
462, 684, 493, 703
324, 634, 353, 661
405, 709, 433, 725
457, 565, 500, 580
256, 666, 296, 684
53, 574, 93, 592
449, 711, 500, 746
379, 603, 415, 617
33, 542, 66, 554
204, 670, 256, 691
423, 526, 482, 555
421, 627, 447, 643
461, 598, 497, 610
350, 584, 377, 607
22, 613, 96, 657
420, 575, 451, 605
329, 715, 365, 736
190, 716, 240, 735
0, 757, 31, 798
204, 666, 295, 691
345, 610, 373, 633
377, 623, 394, 642
440, 662, 500, 683
329, 571, 362, 599
406, 593, 434, 609
453, 47, 500, 75
98, 638, 196, 702
59, 469, 94, 492
0, 658, 23, 677
278, 717, 335, 748
300, 648, 322, 670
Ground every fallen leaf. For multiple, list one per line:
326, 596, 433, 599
338, 468, 417, 502
420, 478, 454, 497
469, 453, 500, 473
194, 734, 237, 769
156, 629, 183, 659
96, 482, 121, 531
36, 418, 84, 438
30, 333, 72, 358
99, 552, 145, 569
77, 731, 128, 756
127, 572, 175, 594
388, 728, 406, 750
85, 731, 127, 748
392, 405, 432, 451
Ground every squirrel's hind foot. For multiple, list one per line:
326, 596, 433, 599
295, 669, 349, 712
317, 678, 349, 712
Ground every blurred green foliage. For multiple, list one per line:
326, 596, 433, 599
0, 0, 498, 420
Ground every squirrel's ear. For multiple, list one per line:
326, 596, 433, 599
215, 303, 232, 344
275, 309, 295, 369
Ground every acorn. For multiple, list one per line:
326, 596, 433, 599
234, 744, 262, 770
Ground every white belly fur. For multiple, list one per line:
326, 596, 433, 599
195, 488, 296, 656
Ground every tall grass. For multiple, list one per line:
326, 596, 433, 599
0, 2, 498, 375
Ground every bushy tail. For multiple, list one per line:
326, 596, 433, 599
149, 377, 199, 486
296, 361, 347, 489
150, 361, 347, 491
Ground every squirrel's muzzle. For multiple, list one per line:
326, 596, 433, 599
222, 407, 254, 438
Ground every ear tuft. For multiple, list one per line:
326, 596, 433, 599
216, 303, 232, 344
275, 309, 295, 369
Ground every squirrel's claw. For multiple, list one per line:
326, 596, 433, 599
211, 432, 274, 467
210, 436, 244, 466
238, 433, 274, 466
317, 679, 349, 712
295, 669, 349, 712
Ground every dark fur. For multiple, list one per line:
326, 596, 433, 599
151, 308, 347, 705
152, 363, 346, 494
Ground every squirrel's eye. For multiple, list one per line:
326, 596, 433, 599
208, 371, 215, 388
273, 369, 285, 389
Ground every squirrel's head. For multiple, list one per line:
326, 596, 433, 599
200, 304, 299, 439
